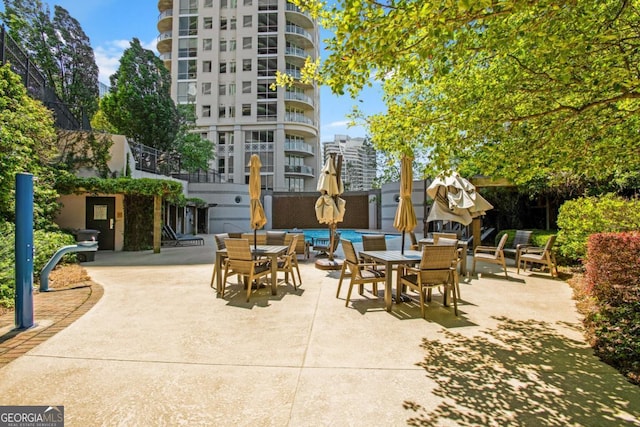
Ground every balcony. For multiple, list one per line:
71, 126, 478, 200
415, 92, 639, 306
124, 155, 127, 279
285, 23, 314, 48
285, 2, 314, 28
158, 0, 172, 13
157, 31, 172, 54
285, 112, 314, 126
285, 141, 315, 156
285, 91, 314, 108
157, 9, 173, 33
285, 164, 315, 177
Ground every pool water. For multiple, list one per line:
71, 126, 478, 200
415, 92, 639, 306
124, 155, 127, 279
289, 229, 390, 244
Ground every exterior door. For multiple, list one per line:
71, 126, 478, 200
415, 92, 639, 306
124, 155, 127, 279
86, 197, 116, 250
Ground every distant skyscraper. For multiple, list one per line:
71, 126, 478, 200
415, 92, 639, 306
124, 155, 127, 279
98, 81, 110, 98
157, 0, 320, 191
323, 135, 377, 191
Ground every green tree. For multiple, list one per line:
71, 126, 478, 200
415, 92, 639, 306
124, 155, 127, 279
287, 0, 640, 194
2, 0, 99, 121
0, 64, 59, 228
174, 105, 214, 172
102, 38, 178, 151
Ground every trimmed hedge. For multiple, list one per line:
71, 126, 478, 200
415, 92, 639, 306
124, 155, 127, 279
583, 231, 640, 384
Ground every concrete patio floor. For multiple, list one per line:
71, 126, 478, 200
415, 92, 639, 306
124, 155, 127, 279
0, 235, 638, 426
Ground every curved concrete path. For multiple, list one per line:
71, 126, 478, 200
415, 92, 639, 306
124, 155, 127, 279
0, 237, 638, 426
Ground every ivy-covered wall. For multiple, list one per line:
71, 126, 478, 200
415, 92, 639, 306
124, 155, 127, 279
123, 194, 154, 251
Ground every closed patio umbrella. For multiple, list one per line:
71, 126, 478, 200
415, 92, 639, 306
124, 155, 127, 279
249, 154, 267, 250
426, 171, 493, 226
315, 154, 345, 261
393, 155, 418, 254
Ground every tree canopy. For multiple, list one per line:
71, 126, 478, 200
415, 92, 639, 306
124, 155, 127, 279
2, 0, 99, 121
288, 0, 640, 194
102, 38, 179, 151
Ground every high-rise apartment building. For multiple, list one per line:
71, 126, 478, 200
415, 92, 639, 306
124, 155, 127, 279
157, 0, 320, 191
323, 135, 377, 191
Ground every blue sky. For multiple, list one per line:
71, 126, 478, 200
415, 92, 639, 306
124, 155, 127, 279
2, 0, 386, 142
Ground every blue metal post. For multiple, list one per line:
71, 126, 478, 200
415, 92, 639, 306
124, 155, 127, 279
15, 173, 34, 330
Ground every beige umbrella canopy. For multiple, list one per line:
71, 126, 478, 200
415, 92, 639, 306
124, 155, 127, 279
315, 155, 345, 261
393, 155, 418, 253
426, 171, 493, 226
249, 154, 267, 249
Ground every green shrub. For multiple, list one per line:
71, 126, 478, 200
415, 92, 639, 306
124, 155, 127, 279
557, 194, 640, 262
0, 222, 76, 309
585, 232, 640, 306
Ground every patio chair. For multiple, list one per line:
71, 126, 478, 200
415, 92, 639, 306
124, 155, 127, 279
312, 231, 341, 257
266, 230, 287, 245
409, 232, 419, 250
398, 245, 458, 318
517, 235, 559, 278
361, 234, 387, 271
503, 230, 533, 266
336, 239, 386, 307
275, 235, 301, 289
472, 232, 509, 278
433, 237, 463, 298
162, 224, 204, 247
210, 233, 230, 290
222, 238, 272, 302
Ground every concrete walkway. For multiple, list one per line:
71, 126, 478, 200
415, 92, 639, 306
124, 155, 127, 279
0, 236, 639, 426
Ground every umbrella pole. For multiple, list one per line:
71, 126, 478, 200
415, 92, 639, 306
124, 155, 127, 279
328, 224, 334, 261
254, 229, 257, 256
401, 231, 405, 254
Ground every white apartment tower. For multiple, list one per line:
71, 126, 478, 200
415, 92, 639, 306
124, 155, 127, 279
323, 135, 377, 191
157, 0, 320, 191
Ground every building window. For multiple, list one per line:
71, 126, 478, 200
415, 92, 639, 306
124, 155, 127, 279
242, 104, 251, 116
229, 106, 236, 118
258, 0, 278, 11
202, 105, 211, 117
221, 0, 227, 8
243, 37, 252, 49
258, 13, 277, 32
202, 82, 212, 95
218, 106, 226, 118
178, 38, 197, 58
286, 177, 304, 192
244, 0, 252, 5
219, 62, 227, 73
229, 83, 236, 95
229, 40, 236, 51
243, 15, 252, 27
242, 81, 251, 93
219, 84, 226, 95
257, 81, 277, 99
177, 82, 197, 103
203, 17, 213, 29
204, 0, 213, 7
243, 59, 252, 71
219, 40, 227, 52
180, 0, 198, 14
257, 35, 277, 54
230, 18, 237, 29
257, 57, 277, 77
178, 16, 198, 36
257, 102, 277, 121
229, 61, 237, 73
203, 61, 212, 72
178, 60, 197, 79
218, 158, 225, 174
220, 18, 227, 30
203, 38, 212, 51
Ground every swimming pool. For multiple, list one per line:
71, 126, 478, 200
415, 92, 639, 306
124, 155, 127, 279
289, 229, 391, 244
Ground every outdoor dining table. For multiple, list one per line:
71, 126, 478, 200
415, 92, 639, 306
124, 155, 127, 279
358, 249, 423, 312
215, 245, 289, 296
418, 238, 469, 275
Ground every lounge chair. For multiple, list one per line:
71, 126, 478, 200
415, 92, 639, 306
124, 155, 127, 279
517, 235, 559, 277
472, 233, 509, 278
162, 224, 204, 246
503, 230, 533, 265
